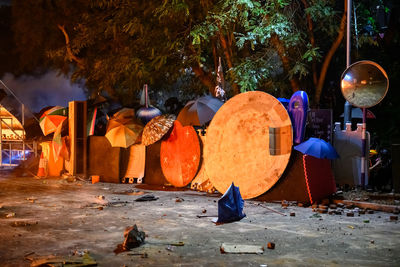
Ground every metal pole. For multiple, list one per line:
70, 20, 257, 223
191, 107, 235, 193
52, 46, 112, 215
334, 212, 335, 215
0, 117, 2, 166
346, 0, 351, 68
361, 108, 366, 188
22, 104, 25, 126
344, 0, 352, 124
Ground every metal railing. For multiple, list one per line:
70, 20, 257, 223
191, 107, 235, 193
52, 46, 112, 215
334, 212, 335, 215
0, 118, 37, 168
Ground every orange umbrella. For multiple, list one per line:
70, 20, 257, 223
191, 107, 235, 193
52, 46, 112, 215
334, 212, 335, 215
39, 106, 67, 136
111, 108, 137, 124
105, 120, 143, 148
160, 121, 200, 187
105, 108, 144, 148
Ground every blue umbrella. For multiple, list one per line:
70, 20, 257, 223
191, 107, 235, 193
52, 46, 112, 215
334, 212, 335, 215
177, 95, 224, 126
294, 137, 339, 159
217, 182, 246, 223
277, 97, 289, 109
136, 84, 162, 125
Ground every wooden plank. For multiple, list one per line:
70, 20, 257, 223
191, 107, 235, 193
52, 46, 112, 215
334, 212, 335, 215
204, 91, 293, 199
220, 243, 264, 254
160, 121, 200, 187
333, 199, 399, 213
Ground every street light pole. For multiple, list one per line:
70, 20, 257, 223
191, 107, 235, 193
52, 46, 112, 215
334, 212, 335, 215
344, 0, 352, 125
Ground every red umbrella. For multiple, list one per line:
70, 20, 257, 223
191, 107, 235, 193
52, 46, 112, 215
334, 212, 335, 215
39, 106, 67, 136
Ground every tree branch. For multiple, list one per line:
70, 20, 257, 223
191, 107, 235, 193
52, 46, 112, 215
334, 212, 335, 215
314, 2, 347, 104
301, 0, 318, 88
57, 24, 84, 68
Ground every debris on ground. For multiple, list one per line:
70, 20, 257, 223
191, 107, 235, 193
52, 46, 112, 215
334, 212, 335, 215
113, 189, 145, 196
220, 243, 264, 254
260, 204, 287, 216
10, 220, 38, 227
135, 194, 159, 202
5, 212, 15, 218
26, 197, 36, 203
166, 245, 174, 252
107, 201, 129, 207
27, 252, 96, 267
127, 252, 148, 258
175, 197, 184, 202
169, 241, 184, 246
114, 224, 146, 254
267, 242, 275, 250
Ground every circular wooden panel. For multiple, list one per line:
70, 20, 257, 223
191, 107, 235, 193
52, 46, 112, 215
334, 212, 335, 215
160, 121, 201, 187
204, 91, 293, 199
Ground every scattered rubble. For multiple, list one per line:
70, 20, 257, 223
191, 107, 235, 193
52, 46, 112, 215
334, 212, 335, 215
27, 252, 96, 267
5, 212, 15, 218
123, 225, 145, 250
267, 242, 275, 250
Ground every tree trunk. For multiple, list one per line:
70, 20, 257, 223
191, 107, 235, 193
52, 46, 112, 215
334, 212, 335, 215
314, 4, 347, 105
192, 63, 215, 95
218, 25, 239, 95
270, 35, 300, 92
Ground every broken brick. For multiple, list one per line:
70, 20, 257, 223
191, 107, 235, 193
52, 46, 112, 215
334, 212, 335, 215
267, 242, 275, 249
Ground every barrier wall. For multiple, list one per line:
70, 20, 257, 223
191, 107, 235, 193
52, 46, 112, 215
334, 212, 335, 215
333, 122, 369, 186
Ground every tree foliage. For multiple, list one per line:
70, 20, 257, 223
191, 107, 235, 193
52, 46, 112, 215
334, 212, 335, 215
10, 0, 385, 106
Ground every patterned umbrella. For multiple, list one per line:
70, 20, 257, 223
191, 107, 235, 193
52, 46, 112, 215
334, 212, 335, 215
39, 106, 68, 136
141, 114, 176, 146
177, 95, 223, 126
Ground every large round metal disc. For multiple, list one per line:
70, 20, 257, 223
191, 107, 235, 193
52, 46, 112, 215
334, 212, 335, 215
341, 60, 389, 108
204, 91, 293, 199
160, 121, 201, 187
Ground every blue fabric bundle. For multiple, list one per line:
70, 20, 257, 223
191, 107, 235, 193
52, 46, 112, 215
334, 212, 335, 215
217, 182, 246, 223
